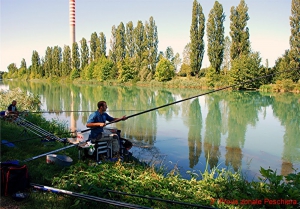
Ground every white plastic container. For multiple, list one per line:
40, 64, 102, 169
46, 154, 73, 166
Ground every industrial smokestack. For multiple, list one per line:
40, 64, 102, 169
69, 0, 75, 46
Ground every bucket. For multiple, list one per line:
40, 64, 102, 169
46, 154, 73, 167
46, 154, 56, 164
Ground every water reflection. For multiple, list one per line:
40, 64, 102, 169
204, 95, 221, 169
271, 93, 300, 176
2, 80, 300, 179
186, 98, 202, 168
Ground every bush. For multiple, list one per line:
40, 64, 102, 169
0, 88, 41, 111
259, 85, 272, 92
273, 79, 295, 92
154, 58, 175, 82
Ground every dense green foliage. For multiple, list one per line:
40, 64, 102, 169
80, 38, 89, 73
206, 1, 225, 74
2, 0, 299, 91
71, 42, 80, 79
154, 58, 175, 82
190, 0, 205, 76
229, 52, 264, 89
62, 45, 72, 77
229, 0, 250, 61
289, 0, 300, 70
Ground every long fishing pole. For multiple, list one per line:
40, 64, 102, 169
103, 188, 217, 209
82, 68, 299, 133
23, 144, 76, 162
28, 110, 141, 114
1, 130, 79, 145
31, 183, 152, 209
31, 183, 217, 209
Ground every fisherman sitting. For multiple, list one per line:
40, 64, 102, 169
7, 100, 19, 116
86, 101, 127, 158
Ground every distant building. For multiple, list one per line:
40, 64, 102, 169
69, 0, 75, 46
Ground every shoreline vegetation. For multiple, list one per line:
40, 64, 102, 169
3, 76, 300, 93
1, 86, 300, 208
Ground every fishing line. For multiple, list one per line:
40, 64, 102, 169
28, 110, 141, 114
82, 68, 299, 133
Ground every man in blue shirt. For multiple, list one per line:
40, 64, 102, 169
86, 101, 127, 155
7, 100, 19, 115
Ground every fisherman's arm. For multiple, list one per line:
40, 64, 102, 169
113, 115, 127, 122
107, 115, 127, 123
86, 122, 106, 128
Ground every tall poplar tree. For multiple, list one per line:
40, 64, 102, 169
134, 20, 147, 79
80, 37, 89, 72
182, 43, 191, 66
90, 32, 98, 62
52, 46, 62, 77
145, 16, 158, 75
229, 0, 250, 61
115, 22, 126, 63
44, 47, 53, 78
71, 42, 80, 79
173, 52, 181, 72
62, 45, 72, 77
18, 58, 27, 78
20, 58, 27, 69
221, 36, 231, 73
31, 50, 41, 78
99, 32, 106, 57
95, 32, 106, 59
288, 0, 300, 81
126, 21, 135, 58
165, 47, 174, 61
190, 0, 205, 76
206, 1, 225, 74
108, 25, 117, 64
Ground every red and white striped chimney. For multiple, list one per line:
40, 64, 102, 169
69, 0, 75, 46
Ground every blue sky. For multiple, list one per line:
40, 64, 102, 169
0, 0, 292, 72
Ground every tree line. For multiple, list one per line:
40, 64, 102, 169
3, 0, 300, 89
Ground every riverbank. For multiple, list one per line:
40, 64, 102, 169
5, 76, 300, 93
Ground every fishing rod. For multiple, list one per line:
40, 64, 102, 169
102, 188, 217, 209
31, 183, 152, 209
28, 110, 141, 114
1, 130, 80, 145
82, 68, 299, 133
23, 144, 77, 162
31, 183, 217, 209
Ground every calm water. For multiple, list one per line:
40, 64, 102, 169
1, 80, 300, 180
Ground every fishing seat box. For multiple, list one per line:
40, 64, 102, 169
1, 163, 29, 196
